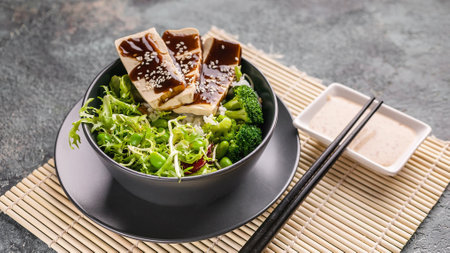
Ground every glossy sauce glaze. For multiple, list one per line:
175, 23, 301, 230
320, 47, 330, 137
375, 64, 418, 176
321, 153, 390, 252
118, 33, 185, 94
163, 32, 200, 55
309, 96, 416, 166
194, 39, 241, 104
162, 30, 202, 86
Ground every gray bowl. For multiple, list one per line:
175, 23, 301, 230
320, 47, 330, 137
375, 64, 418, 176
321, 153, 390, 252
82, 58, 278, 206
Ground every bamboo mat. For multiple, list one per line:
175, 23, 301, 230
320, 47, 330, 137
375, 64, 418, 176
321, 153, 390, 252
1, 27, 449, 253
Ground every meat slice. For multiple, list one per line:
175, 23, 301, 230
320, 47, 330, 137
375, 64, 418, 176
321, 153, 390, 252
114, 27, 187, 109
173, 37, 241, 115
158, 28, 202, 110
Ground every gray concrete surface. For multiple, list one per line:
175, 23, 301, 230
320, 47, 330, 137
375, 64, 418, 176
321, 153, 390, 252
0, 0, 449, 251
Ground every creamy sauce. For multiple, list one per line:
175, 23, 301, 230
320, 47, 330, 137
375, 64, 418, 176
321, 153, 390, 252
309, 96, 416, 166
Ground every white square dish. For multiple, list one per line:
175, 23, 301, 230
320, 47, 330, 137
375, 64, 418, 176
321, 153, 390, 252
293, 83, 432, 176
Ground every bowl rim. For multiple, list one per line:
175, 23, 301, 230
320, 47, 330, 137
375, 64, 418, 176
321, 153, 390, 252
81, 58, 278, 182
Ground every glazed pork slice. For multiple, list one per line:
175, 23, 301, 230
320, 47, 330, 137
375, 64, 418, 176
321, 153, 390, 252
114, 27, 187, 109
158, 28, 202, 110
173, 37, 242, 115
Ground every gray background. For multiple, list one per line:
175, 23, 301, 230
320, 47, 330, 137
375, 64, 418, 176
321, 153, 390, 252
1, 0, 449, 251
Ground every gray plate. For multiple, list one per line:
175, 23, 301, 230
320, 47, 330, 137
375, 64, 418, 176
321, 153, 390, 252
55, 97, 300, 243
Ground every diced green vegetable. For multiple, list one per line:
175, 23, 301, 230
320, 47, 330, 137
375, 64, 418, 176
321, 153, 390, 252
219, 157, 233, 168
216, 141, 229, 159
129, 133, 143, 146
150, 152, 166, 169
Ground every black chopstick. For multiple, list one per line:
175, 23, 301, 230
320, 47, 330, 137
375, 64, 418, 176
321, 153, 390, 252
240, 97, 383, 252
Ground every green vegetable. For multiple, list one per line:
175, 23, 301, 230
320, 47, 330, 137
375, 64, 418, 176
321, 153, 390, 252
96, 133, 112, 145
129, 133, 143, 146
227, 124, 262, 162
152, 118, 168, 128
109, 75, 121, 98
234, 65, 242, 82
202, 116, 240, 144
69, 74, 212, 178
223, 85, 263, 125
227, 142, 239, 161
155, 128, 170, 143
170, 117, 209, 165
212, 117, 232, 133
191, 139, 206, 151
150, 152, 166, 169
69, 98, 97, 149
216, 141, 229, 159
219, 157, 233, 168
109, 74, 135, 103
69, 72, 263, 178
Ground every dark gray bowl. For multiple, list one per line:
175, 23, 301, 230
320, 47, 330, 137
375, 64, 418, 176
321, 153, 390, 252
82, 58, 278, 206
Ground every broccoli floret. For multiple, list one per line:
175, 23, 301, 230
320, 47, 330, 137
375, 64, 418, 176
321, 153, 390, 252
211, 116, 232, 135
203, 116, 240, 143
219, 119, 239, 142
227, 124, 262, 162
223, 85, 263, 125
227, 141, 241, 163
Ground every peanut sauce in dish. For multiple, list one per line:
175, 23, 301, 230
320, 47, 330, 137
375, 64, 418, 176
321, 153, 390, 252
309, 96, 416, 166
118, 34, 185, 94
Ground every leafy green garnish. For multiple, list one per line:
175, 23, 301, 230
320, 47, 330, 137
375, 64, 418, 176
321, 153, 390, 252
69, 72, 264, 177
69, 74, 216, 178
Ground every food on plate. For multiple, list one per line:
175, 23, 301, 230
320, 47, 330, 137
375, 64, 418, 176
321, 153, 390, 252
223, 85, 263, 125
69, 27, 263, 178
114, 27, 189, 109
174, 37, 241, 115
159, 28, 202, 110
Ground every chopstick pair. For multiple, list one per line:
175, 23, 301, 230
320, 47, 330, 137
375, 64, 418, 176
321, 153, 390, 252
240, 96, 383, 252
